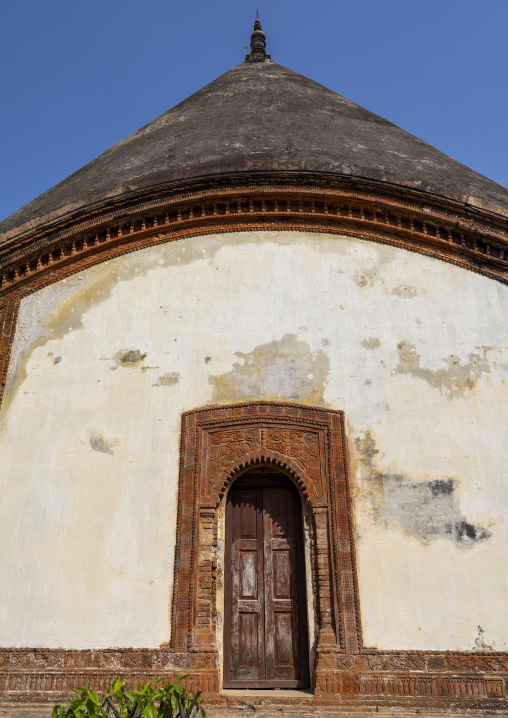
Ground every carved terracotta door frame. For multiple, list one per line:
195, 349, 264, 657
170, 402, 363, 685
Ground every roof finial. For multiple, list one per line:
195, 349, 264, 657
245, 11, 271, 63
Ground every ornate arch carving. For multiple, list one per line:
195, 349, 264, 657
170, 401, 363, 688
214, 451, 318, 506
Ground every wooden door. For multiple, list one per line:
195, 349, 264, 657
224, 475, 309, 688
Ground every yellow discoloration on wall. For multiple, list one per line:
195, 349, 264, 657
1, 259, 151, 422
0, 230, 507, 651
152, 372, 180, 387
395, 340, 492, 397
392, 284, 418, 298
210, 333, 330, 405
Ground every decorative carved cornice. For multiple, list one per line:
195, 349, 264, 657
1, 178, 507, 297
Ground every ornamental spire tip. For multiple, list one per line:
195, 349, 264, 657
245, 11, 271, 63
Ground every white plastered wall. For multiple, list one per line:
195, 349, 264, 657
0, 230, 506, 651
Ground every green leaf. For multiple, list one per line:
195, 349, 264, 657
51, 674, 204, 718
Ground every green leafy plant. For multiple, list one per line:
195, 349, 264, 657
51, 674, 205, 718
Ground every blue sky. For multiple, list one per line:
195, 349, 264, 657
1, 0, 507, 222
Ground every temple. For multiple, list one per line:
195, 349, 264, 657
0, 15, 507, 710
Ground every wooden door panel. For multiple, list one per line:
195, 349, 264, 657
227, 487, 264, 682
269, 491, 290, 536
238, 612, 260, 668
274, 612, 293, 664
263, 487, 302, 682
239, 495, 258, 538
273, 551, 291, 598
239, 552, 257, 598
224, 477, 309, 688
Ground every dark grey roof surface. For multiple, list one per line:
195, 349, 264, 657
2, 61, 508, 240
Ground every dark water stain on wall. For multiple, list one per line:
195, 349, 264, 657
474, 625, 494, 651
354, 269, 377, 288
152, 372, 180, 387
89, 430, 119, 455
395, 341, 492, 397
355, 430, 491, 547
114, 349, 147, 366
392, 284, 417, 298
210, 333, 330, 405
361, 337, 381, 350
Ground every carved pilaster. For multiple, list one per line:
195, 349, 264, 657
193, 509, 217, 649
313, 507, 337, 646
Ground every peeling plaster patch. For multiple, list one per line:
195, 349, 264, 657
361, 337, 381, 350
88, 431, 119, 455
116, 349, 147, 366
354, 270, 376, 288
4, 233, 321, 411
2, 236, 244, 405
152, 372, 180, 387
210, 333, 330, 405
354, 430, 491, 547
3, 264, 154, 408
349, 246, 395, 290
392, 284, 417, 298
395, 341, 492, 397
53, 356, 62, 364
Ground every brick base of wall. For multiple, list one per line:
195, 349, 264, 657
0, 649, 506, 709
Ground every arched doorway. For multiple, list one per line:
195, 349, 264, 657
223, 469, 310, 688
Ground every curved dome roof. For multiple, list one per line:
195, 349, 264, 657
1, 59, 508, 241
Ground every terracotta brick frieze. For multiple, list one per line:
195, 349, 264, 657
0, 648, 218, 703
1, 180, 508, 296
0, 649, 191, 671
0, 647, 506, 705
313, 649, 508, 704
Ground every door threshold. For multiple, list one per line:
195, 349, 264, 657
221, 689, 313, 699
